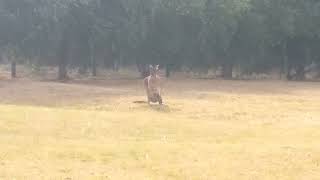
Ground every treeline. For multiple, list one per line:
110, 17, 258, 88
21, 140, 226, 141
0, 0, 320, 80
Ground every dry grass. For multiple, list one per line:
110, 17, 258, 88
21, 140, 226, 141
0, 78, 320, 179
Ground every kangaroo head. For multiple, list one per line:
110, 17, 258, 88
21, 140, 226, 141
149, 65, 160, 77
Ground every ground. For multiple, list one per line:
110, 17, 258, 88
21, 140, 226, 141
0, 77, 320, 179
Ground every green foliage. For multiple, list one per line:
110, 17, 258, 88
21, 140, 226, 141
0, 0, 319, 79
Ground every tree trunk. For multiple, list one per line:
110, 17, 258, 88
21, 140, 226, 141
111, 41, 118, 72
58, 42, 68, 80
166, 64, 170, 78
222, 62, 233, 79
137, 63, 149, 78
166, 64, 173, 78
113, 59, 119, 72
90, 38, 97, 77
286, 64, 293, 81
58, 31, 68, 80
282, 42, 288, 80
295, 64, 305, 81
11, 61, 16, 78
58, 58, 67, 80
316, 65, 320, 79
78, 65, 88, 75
92, 55, 97, 77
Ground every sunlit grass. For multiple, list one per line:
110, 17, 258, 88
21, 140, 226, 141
0, 79, 320, 179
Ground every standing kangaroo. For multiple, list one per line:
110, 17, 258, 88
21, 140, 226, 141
144, 65, 163, 105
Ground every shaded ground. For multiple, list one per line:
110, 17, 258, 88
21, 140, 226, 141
0, 78, 320, 179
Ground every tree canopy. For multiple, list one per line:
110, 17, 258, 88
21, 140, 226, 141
0, 0, 319, 80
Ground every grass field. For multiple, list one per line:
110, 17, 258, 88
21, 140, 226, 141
0, 78, 320, 179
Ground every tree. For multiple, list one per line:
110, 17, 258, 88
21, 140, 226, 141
1, 0, 320, 81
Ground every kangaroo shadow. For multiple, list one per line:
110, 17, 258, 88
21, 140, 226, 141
132, 101, 173, 113
149, 104, 171, 113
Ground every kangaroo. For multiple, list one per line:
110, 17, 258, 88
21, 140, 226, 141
144, 65, 163, 105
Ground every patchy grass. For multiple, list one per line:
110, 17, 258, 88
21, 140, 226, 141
0, 79, 320, 179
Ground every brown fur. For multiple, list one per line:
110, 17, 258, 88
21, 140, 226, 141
144, 65, 163, 105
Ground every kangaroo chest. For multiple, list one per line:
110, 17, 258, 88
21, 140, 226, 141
148, 77, 159, 93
